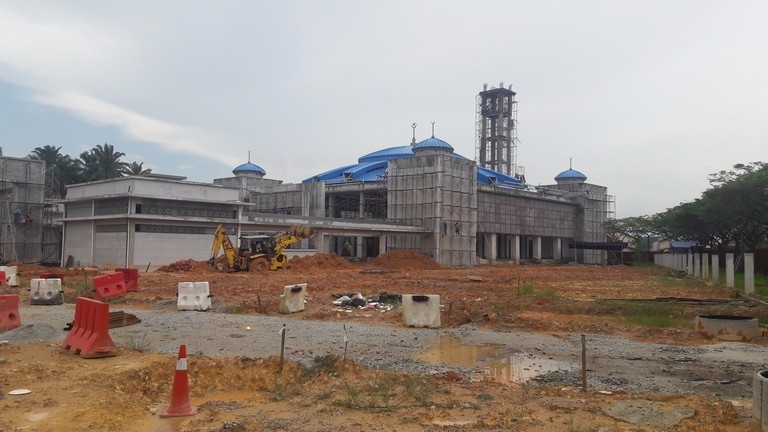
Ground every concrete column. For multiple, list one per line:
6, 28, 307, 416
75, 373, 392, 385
726, 253, 735, 288
533, 236, 542, 259
701, 253, 709, 279
488, 233, 497, 264
687, 252, 694, 276
711, 254, 719, 285
316, 234, 327, 254
553, 238, 562, 262
378, 234, 386, 256
745, 253, 755, 295
356, 236, 363, 259
693, 254, 701, 278
358, 192, 365, 218
512, 235, 520, 265
327, 195, 335, 218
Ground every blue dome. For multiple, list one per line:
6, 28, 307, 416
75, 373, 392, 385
233, 162, 266, 176
555, 168, 587, 182
303, 137, 518, 188
413, 137, 454, 152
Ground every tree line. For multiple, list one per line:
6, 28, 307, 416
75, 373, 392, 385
608, 162, 768, 253
26, 143, 150, 198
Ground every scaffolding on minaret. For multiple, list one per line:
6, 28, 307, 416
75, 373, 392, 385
475, 82, 525, 181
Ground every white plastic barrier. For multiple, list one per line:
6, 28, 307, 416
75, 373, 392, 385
402, 294, 441, 328
1, 266, 19, 287
177, 281, 211, 311
30, 278, 64, 305
278, 283, 307, 314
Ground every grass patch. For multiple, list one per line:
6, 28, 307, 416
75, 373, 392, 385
340, 371, 435, 411
123, 333, 153, 352
595, 301, 691, 328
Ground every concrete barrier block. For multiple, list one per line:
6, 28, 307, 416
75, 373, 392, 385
177, 281, 211, 311
278, 283, 307, 314
1, 266, 20, 287
402, 294, 441, 328
30, 278, 64, 305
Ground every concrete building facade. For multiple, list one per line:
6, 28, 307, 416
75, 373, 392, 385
54, 86, 613, 269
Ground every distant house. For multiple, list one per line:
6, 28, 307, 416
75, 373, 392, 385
669, 240, 698, 254
651, 238, 671, 253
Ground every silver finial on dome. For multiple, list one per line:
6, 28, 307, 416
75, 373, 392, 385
411, 122, 417, 145
431, 121, 435, 138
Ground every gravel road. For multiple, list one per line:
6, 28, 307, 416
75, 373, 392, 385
7, 303, 768, 403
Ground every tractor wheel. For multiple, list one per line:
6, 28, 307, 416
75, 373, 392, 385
214, 255, 229, 272
249, 257, 270, 272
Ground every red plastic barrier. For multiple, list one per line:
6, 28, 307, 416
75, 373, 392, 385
116, 268, 139, 292
92, 272, 127, 301
0, 294, 21, 331
0, 270, 5, 285
62, 297, 118, 358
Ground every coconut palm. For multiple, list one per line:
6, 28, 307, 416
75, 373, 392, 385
125, 161, 152, 176
78, 143, 129, 181
28, 145, 80, 198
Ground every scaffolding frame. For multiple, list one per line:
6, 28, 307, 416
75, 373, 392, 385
475, 82, 524, 180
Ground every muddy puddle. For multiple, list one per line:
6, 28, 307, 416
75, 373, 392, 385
418, 335, 574, 383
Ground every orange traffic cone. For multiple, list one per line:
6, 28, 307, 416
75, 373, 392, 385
157, 344, 198, 418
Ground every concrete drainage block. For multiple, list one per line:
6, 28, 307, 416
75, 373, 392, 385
695, 315, 760, 341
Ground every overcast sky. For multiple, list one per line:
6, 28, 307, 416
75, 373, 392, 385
1, 1, 766, 218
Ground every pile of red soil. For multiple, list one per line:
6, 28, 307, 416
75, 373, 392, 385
368, 249, 442, 270
289, 253, 352, 270
157, 259, 216, 273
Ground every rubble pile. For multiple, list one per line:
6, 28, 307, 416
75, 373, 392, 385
289, 253, 352, 270
369, 249, 442, 270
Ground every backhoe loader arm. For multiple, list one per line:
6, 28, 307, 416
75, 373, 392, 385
209, 225, 237, 268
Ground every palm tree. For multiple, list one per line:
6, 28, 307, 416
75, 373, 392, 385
125, 161, 152, 176
28, 145, 80, 198
78, 143, 129, 181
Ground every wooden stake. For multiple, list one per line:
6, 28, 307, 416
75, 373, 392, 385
279, 324, 286, 373
581, 334, 587, 392
343, 324, 348, 360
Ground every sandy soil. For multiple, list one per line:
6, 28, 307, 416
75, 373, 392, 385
1, 252, 765, 431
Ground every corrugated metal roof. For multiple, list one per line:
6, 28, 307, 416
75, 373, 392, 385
304, 137, 518, 187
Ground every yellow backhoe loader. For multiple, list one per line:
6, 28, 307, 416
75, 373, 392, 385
208, 224, 315, 272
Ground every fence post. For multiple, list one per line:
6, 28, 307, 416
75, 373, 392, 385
745, 253, 755, 294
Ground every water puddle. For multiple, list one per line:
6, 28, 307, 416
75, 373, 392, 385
417, 335, 574, 383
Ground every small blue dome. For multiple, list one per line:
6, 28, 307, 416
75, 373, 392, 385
413, 136, 454, 152
555, 168, 587, 182
233, 162, 266, 176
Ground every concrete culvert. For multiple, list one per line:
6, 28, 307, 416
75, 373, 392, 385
695, 315, 760, 341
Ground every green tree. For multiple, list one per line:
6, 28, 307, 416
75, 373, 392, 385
652, 161, 768, 252
125, 161, 152, 176
28, 145, 81, 198
78, 143, 129, 181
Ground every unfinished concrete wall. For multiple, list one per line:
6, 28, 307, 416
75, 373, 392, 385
477, 188, 577, 237
542, 182, 609, 264
0, 156, 46, 264
388, 154, 476, 266
249, 186, 304, 216
62, 220, 93, 267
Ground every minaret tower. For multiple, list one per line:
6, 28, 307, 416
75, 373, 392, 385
475, 82, 521, 179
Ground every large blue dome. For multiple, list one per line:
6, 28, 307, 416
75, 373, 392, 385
304, 135, 518, 187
